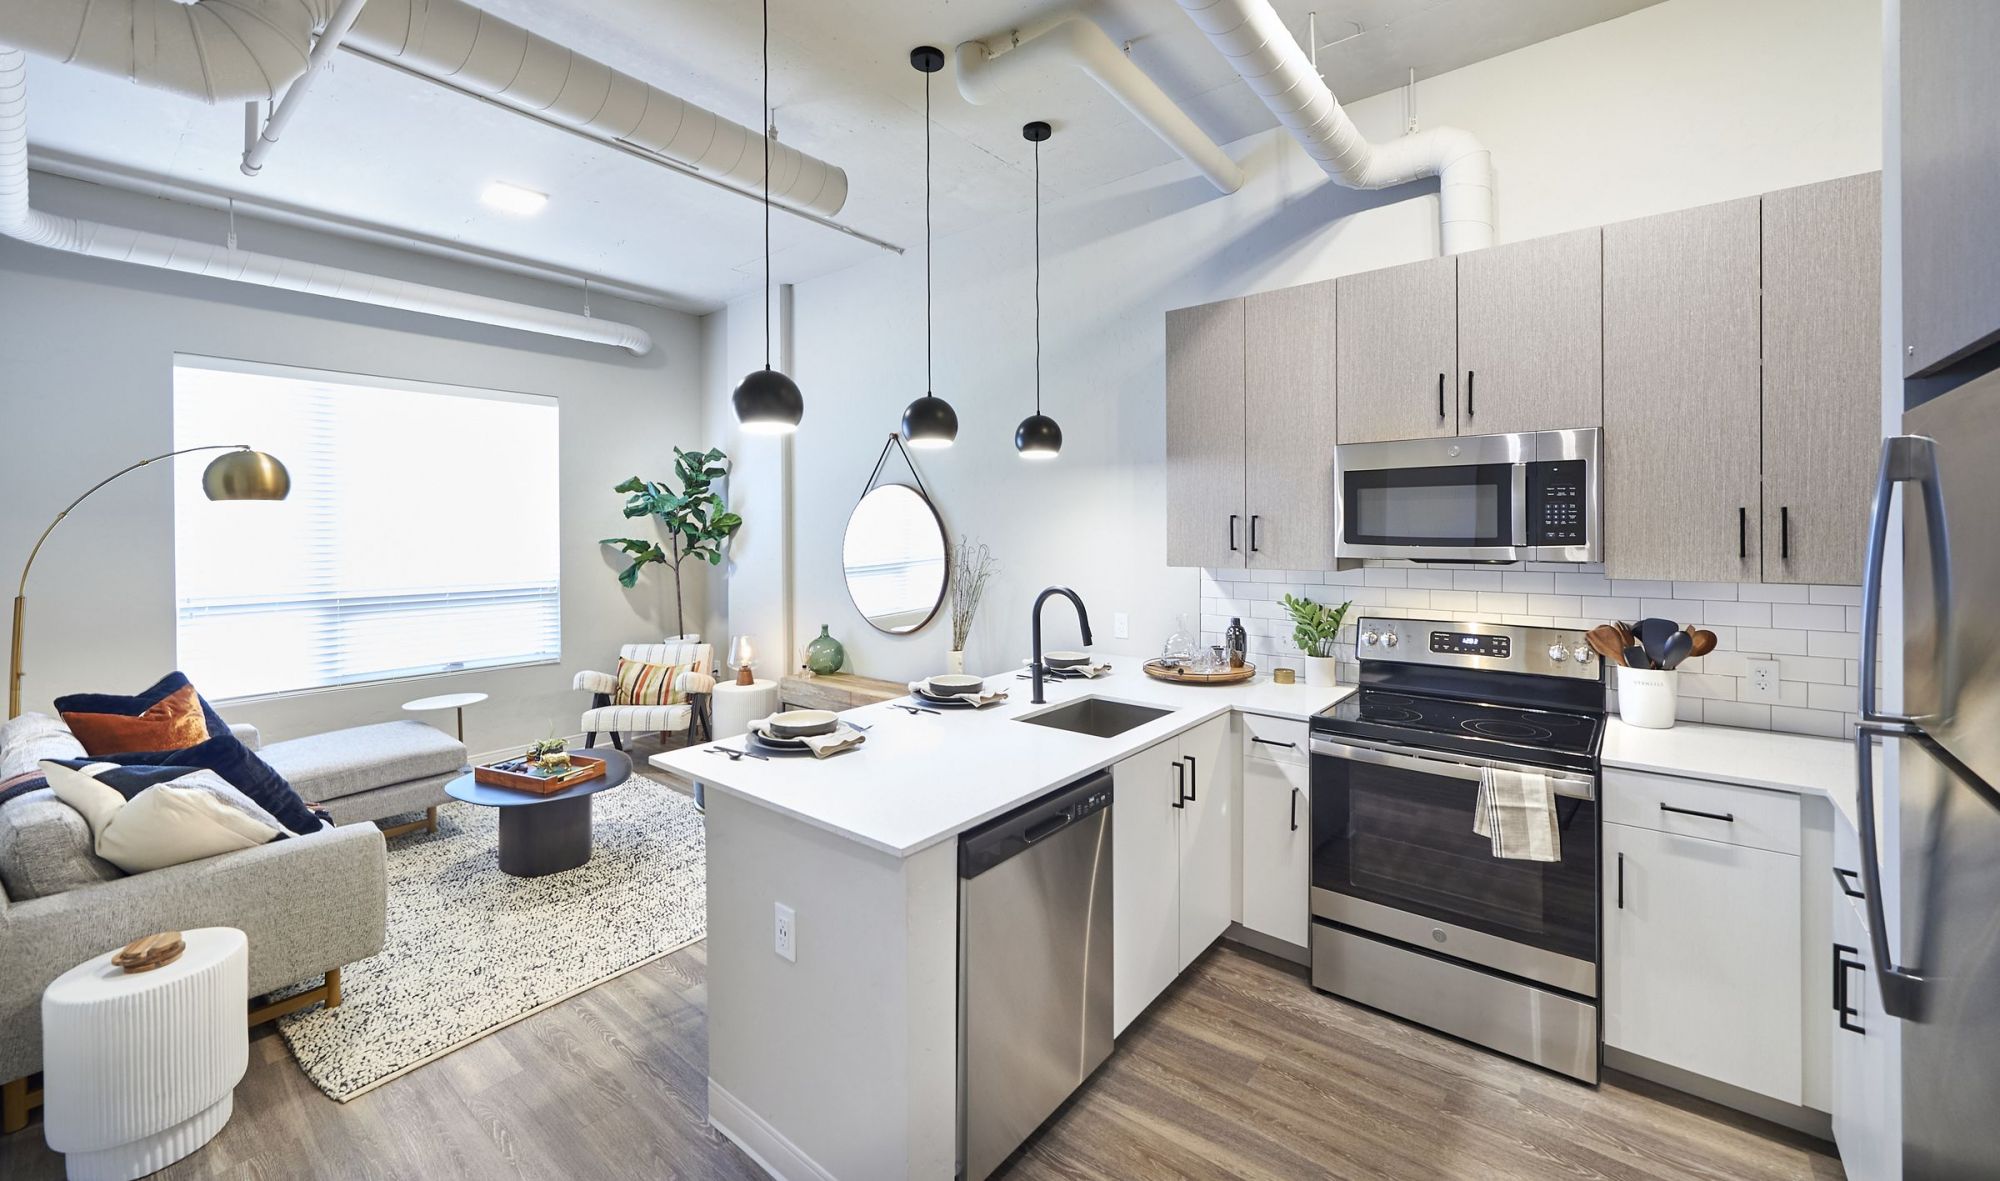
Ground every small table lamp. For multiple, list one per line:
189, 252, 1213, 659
728, 635, 756, 686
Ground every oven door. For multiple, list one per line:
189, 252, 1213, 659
1309, 735, 1599, 996
1334, 435, 1530, 561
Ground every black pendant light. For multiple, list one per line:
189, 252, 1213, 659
900, 46, 957, 450
732, 0, 803, 435
1014, 120, 1062, 460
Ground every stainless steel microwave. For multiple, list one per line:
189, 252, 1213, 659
1333, 428, 1601, 563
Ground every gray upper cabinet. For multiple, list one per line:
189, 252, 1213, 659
1244, 282, 1336, 569
1603, 198, 1763, 582
1456, 228, 1603, 436
1165, 299, 1247, 568
1761, 173, 1882, 585
1901, 1, 2000, 375
1335, 256, 1458, 443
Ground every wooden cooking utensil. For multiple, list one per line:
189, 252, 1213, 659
1586, 626, 1628, 665
1687, 628, 1719, 658
1615, 622, 1637, 660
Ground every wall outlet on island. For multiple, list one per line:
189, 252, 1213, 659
1744, 659, 1781, 702
1114, 612, 1129, 640
774, 902, 796, 963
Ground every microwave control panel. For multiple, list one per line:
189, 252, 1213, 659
1529, 460, 1589, 546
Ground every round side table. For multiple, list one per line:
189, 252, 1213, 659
43, 927, 249, 1181
402, 691, 488, 742
710, 679, 778, 740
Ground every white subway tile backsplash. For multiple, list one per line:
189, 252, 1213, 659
1363, 568, 1409, 588
1385, 589, 1432, 609
1673, 582, 1741, 601
1736, 627, 1810, 656
1554, 572, 1612, 595
1738, 583, 1812, 603
1429, 589, 1481, 613
1809, 584, 1863, 606
1526, 595, 1582, 617
1477, 592, 1529, 615
1794, 604, 1850, 630
1503, 572, 1556, 593
1453, 570, 1506, 591
1808, 630, 1861, 659
1580, 596, 1640, 618
1612, 579, 1674, 597
1703, 700, 1773, 730
1703, 601, 1772, 628
1779, 655, 1849, 685
1408, 568, 1456, 590
1770, 706, 1848, 739
1809, 682, 1860, 712
1642, 598, 1695, 623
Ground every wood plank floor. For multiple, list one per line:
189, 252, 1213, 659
1, 941, 1842, 1181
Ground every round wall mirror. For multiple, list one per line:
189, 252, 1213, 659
842, 484, 948, 634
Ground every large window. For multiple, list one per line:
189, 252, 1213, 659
174, 358, 560, 700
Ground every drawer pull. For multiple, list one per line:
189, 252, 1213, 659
1290, 786, 1300, 832
1617, 852, 1625, 909
1251, 737, 1299, 749
1833, 866, 1866, 899
1833, 942, 1866, 1035
1659, 803, 1734, 824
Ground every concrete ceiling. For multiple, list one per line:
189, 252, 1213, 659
16, 0, 1665, 311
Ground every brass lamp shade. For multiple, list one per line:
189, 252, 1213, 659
201, 449, 291, 501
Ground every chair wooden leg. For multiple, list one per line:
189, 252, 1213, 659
325, 966, 343, 1009
3, 1074, 42, 1135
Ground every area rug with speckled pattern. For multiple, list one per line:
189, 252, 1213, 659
277, 773, 705, 1101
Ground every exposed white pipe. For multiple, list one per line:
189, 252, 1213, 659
1174, 0, 1493, 253
0, 48, 654, 353
956, 14, 1244, 195
241, 0, 369, 176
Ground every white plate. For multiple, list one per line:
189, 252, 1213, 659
747, 721, 811, 747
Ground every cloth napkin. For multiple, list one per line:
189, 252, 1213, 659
753, 718, 865, 759
1472, 766, 1561, 862
908, 681, 1010, 707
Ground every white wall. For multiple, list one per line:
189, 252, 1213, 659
0, 173, 706, 757
766, 0, 1883, 692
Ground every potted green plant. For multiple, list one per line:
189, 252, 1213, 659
602, 446, 742, 638
1282, 593, 1352, 688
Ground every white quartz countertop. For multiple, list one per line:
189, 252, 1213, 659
653, 661, 1353, 858
1601, 718, 1860, 826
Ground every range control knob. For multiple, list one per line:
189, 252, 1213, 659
1382, 631, 1400, 648
1547, 642, 1569, 663
1361, 630, 1379, 647
1572, 642, 1594, 663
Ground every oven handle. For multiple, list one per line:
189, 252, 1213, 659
1310, 735, 1596, 801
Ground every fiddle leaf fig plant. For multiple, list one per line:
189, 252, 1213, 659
1281, 593, 1353, 659
602, 446, 742, 637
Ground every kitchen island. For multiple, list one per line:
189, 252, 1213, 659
652, 660, 1350, 1181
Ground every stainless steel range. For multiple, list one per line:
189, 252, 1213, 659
1309, 616, 1606, 1083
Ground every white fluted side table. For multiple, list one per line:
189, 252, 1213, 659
43, 927, 248, 1181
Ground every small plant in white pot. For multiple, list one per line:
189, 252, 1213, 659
1282, 593, 1352, 688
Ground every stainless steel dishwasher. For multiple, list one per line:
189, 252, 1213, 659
958, 771, 1113, 1181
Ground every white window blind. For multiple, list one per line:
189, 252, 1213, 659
173, 358, 560, 700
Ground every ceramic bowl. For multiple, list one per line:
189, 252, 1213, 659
764, 709, 839, 739
1043, 651, 1091, 669
924, 674, 985, 697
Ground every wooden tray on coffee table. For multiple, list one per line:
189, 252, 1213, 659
474, 753, 609, 795
1143, 660, 1256, 685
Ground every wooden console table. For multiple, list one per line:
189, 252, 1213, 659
777, 672, 905, 712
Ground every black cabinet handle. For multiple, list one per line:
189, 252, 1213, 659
1834, 943, 1866, 1034
1466, 370, 1475, 418
1617, 852, 1625, 909
1184, 754, 1198, 802
1251, 737, 1298, 749
1249, 515, 1261, 552
1173, 761, 1186, 809
1228, 514, 1239, 552
1290, 786, 1300, 832
1781, 506, 1790, 561
1739, 506, 1748, 560
1660, 802, 1735, 824
1833, 866, 1866, 899
1437, 372, 1445, 419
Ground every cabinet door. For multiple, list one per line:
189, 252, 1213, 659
1602, 199, 1763, 582
1831, 887, 1904, 1181
1113, 738, 1183, 1035
1902, 0, 2000, 375
1165, 299, 1247, 568
1175, 716, 1233, 971
1245, 281, 1336, 569
1456, 227, 1603, 436
1336, 257, 1458, 443
1762, 173, 1882, 585
1603, 822, 1803, 1104
1240, 754, 1311, 947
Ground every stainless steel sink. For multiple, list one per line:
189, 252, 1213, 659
1017, 697, 1171, 739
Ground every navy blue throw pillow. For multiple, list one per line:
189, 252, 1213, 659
85, 734, 326, 836
54, 671, 231, 740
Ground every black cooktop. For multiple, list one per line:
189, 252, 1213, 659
1312, 689, 1604, 773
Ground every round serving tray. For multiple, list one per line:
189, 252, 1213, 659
1143, 660, 1256, 685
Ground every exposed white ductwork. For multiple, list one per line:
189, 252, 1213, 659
0, 48, 654, 353
1174, 0, 1493, 253
0, 0, 850, 216
957, 13, 1245, 195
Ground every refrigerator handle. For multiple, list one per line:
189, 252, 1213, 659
1853, 722, 1926, 1020
1859, 435, 1954, 728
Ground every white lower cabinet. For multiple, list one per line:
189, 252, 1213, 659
1112, 716, 1234, 1034
1603, 818, 1804, 1104
1239, 724, 1312, 948
1830, 815, 1902, 1181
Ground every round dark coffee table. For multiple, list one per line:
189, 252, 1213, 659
444, 750, 632, 877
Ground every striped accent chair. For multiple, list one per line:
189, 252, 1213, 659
575, 637, 715, 751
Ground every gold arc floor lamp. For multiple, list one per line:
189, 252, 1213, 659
8, 445, 290, 719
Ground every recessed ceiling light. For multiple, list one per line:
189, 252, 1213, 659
480, 181, 548, 216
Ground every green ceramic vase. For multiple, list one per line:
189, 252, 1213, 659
806, 624, 845, 675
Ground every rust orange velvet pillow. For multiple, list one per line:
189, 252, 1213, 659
61, 683, 212, 756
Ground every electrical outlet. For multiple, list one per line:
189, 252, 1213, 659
774, 902, 796, 962
1744, 659, 1781, 702
1114, 612, 1129, 640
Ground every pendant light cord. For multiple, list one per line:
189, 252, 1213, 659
1033, 136, 1041, 415
762, 0, 772, 369
924, 69, 933, 396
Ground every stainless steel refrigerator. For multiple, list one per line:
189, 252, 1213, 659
1858, 366, 2000, 1180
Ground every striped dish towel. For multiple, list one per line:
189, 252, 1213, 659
1472, 766, 1561, 862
